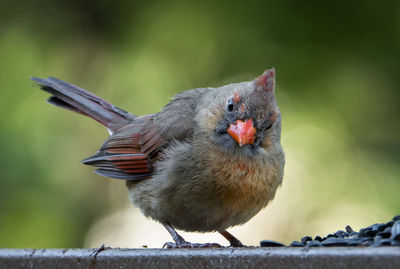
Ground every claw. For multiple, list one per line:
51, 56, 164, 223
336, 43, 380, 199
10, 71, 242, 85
162, 241, 222, 249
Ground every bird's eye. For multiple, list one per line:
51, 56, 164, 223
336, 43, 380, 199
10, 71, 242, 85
227, 99, 234, 112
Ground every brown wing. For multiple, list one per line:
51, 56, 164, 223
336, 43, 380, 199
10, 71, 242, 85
82, 115, 167, 180
154, 87, 210, 141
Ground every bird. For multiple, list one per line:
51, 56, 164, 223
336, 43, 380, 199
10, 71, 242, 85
32, 67, 285, 248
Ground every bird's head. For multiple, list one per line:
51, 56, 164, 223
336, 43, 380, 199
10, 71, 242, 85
196, 67, 281, 158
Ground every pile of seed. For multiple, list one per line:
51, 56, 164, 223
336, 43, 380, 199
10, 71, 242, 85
260, 214, 400, 247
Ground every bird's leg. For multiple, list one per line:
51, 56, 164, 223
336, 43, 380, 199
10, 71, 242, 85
219, 230, 245, 247
163, 222, 186, 246
162, 222, 222, 248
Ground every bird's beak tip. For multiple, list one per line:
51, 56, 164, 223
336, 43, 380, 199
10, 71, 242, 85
227, 119, 256, 146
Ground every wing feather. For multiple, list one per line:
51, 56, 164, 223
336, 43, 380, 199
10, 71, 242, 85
82, 115, 165, 180
82, 88, 211, 181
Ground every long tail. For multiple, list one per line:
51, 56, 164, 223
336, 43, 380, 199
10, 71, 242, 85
32, 77, 135, 132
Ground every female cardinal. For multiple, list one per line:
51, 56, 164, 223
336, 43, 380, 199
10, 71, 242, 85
32, 68, 284, 248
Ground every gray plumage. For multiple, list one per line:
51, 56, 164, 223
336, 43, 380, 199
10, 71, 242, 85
33, 67, 285, 247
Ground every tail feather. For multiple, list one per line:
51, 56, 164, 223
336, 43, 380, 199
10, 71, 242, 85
32, 77, 135, 132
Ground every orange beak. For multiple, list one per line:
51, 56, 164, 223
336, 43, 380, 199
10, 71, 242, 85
227, 119, 256, 146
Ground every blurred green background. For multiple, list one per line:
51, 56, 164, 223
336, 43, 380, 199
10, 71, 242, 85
1, 0, 399, 248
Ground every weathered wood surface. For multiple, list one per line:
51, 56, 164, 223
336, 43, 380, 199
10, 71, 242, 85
1, 247, 400, 269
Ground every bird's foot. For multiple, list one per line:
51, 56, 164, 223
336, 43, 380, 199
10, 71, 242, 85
163, 241, 222, 249
230, 241, 245, 248
219, 230, 246, 247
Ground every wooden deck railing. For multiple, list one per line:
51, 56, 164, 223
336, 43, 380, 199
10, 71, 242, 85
0, 247, 399, 269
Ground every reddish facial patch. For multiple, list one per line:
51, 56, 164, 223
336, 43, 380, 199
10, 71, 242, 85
227, 119, 256, 146
269, 110, 280, 123
233, 91, 241, 103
